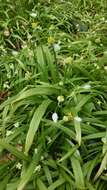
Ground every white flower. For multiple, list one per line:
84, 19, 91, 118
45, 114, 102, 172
14, 122, 19, 128
53, 43, 61, 52
82, 84, 91, 90
16, 162, 22, 170
12, 50, 18, 56
6, 130, 14, 137
74, 116, 82, 122
30, 12, 37, 18
52, 112, 58, 123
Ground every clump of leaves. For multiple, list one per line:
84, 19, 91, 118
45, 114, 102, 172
0, 0, 107, 190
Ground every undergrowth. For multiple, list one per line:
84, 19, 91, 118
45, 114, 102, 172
0, 0, 107, 189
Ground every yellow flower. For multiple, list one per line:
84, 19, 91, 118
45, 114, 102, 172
63, 116, 69, 122
63, 112, 74, 122
48, 36, 55, 45
32, 22, 38, 28
64, 56, 73, 64
57, 95, 64, 103
67, 112, 74, 121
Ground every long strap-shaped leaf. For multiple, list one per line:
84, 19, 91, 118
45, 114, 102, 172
13, 86, 60, 103
75, 95, 91, 113
94, 151, 107, 181
37, 178, 48, 190
74, 118, 82, 146
43, 46, 58, 83
17, 146, 42, 190
71, 155, 85, 189
25, 99, 51, 154
0, 139, 29, 161
36, 46, 49, 82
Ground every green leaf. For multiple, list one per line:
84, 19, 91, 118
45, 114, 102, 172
0, 173, 11, 190
58, 144, 78, 162
48, 178, 65, 190
36, 46, 49, 82
0, 139, 29, 161
43, 46, 58, 83
51, 122, 75, 139
75, 95, 91, 113
12, 86, 60, 103
71, 155, 85, 189
94, 152, 107, 181
83, 132, 106, 140
43, 165, 53, 185
37, 178, 48, 190
17, 146, 42, 190
25, 99, 51, 154
74, 118, 82, 146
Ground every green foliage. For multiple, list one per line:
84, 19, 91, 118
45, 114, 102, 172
0, 0, 107, 189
